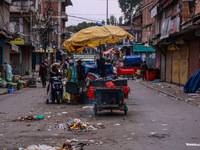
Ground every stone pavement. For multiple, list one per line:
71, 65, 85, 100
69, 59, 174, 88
138, 79, 200, 107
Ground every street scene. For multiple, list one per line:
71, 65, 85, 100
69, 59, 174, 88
0, 0, 200, 150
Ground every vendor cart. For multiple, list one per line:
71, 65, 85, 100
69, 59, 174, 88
93, 87, 128, 115
87, 80, 129, 115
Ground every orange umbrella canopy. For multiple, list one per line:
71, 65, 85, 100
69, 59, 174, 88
63, 25, 134, 53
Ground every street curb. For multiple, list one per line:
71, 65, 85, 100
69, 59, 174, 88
140, 81, 184, 101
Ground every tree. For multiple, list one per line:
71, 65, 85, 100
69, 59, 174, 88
118, 16, 123, 26
101, 20, 105, 25
118, 0, 142, 23
66, 22, 97, 32
110, 15, 115, 25
107, 18, 110, 25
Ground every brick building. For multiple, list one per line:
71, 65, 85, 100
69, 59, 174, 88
147, 0, 200, 85
38, 0, 72, 63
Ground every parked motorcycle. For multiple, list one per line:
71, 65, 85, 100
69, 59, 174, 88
47, 76, 63, 104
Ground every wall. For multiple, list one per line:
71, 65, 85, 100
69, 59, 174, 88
166, 50, 172, 82
0, 3, 10, 30
189, 39, 200, 78
160, 48, 166, 80
184, 31, 200, 78
22, 49, 32, 74
10, 53, 20, 75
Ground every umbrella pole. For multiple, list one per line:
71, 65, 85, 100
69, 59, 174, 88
99, 42, 102, 57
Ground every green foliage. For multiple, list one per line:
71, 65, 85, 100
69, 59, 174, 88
28, 79, 36, 85
119, 16, 123, 26
66, 22, 97, 32
118, 0, 142, 23
110, 15, 117, 25
101, 20, 105, 24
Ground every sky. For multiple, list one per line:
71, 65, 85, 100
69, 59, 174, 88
66, 0, 123, 26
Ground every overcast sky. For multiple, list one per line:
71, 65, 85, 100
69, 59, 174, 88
66, 0, 123, 26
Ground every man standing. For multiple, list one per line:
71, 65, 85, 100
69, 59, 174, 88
97, 55, 106, 79
140, 61, 148, 80
67, 60, 78, 82
39, 62, 47, 87
77, 59, 85, 81
4, 62, 13, 80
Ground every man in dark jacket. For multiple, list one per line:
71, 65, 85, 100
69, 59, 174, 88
77, 59, 85, 81
39, 62, 47, 87
140, 61, 148, 80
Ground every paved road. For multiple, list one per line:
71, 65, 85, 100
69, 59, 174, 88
0, 80, 200, 150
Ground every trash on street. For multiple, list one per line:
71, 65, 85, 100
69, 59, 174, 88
18, 115, 44, 121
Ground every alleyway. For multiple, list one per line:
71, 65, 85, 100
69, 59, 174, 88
0, 80, 200, 150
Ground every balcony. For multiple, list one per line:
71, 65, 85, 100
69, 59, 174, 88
10, 1, 34, 14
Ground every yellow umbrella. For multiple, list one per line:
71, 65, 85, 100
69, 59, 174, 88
63, 25, 134, 53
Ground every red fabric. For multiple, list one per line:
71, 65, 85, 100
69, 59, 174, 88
104, 48, 113, 55
87, 87, 95, 99
87, 86, 130, 99
121, 69, 135, 75
106, 81, 115, 87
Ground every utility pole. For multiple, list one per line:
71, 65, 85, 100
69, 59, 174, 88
131, 12, 134, 55
106, 0, 108, 24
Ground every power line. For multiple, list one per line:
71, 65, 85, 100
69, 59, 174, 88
68, 15, 101, 22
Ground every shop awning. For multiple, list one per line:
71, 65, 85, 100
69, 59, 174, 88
104, 48, 113, 55
134, 44, 156, 53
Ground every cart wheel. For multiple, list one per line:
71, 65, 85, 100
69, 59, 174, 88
94, 104, 97, 116
124, 110, 127, 115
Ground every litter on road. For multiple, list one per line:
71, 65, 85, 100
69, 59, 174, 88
186, 143, 200, 146
18, 115, 44, 121
82, 106, 93, 109
114, 123, 121, 126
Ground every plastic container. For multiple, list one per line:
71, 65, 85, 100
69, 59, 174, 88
146, 71, 156, 81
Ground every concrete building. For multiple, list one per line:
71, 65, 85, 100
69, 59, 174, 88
9, 0, 38, 75
33, 0, 72, 66
0, 0, 20, 76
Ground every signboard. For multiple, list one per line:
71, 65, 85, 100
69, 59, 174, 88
151, 5, 157, 18
35, 64, 40, 72
10, 38, 24, 45
168, 17, 180, 34
195, 0, 200, 15
160, 17, 171, 39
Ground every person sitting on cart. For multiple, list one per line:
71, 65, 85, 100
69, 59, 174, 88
77, 59, 85, 81
67, 59, 78, 82
46, 64, 61, 104
140, 61, 148, 80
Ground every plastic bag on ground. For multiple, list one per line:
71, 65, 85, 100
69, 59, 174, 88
62, 88, 66, 100
25, 144, 56, 150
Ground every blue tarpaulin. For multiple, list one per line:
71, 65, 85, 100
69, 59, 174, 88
125, 55, 143, 65
85, 64, 114, 77
184, 69, 200, 93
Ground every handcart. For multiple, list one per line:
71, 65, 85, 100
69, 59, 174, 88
93, 87, 128, 115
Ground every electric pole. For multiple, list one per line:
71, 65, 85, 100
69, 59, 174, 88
106, 0, 108, 24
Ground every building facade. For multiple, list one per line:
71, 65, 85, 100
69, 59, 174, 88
147, 0, 200, 85
0, 0, 20, 76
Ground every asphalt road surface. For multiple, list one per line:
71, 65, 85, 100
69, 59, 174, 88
0, 80, 200, 150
